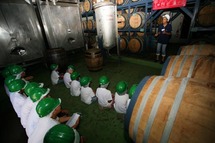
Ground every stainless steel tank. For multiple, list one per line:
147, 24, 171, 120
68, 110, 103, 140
94, 2, 116, 49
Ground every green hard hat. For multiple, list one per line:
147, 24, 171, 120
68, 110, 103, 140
9, 65, 24, 75
8, 79, 26, 92
36, 97, 61, 118
80, 76, 91, 86
67, 65, 75, 70
24, 82, 43, 97
99, 76, 109, 85
116, 81, 128, 95
70, 71, 80, 80
50, 64, 58, 71
128, 84, 138, 98
1, 67, 11, 78
30, 87, 50, 102
5, 75, 16, 87
44, 124, 75, 143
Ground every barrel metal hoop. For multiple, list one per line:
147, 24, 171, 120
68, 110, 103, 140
187, 55, 199, 77
142, 77, 172, 143
125, 76, 150, 132
197, 44, 203, 54
160, 78, 189, 143
168, 56, 180, 76
160, 56, 170, 75
176, 55, 188, 77
182, 46, 188, 55
132, 76, 162, 142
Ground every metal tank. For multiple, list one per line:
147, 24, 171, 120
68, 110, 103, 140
94, 2, 117, 49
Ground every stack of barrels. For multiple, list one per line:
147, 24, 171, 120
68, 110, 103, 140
117, 9, 146, 53
125, 43, 215, 143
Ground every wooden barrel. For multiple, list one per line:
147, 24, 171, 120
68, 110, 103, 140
82, 21, 87, 30
129, 12, 145, 29
119, 36, 129, 51
83, 0, 92, 12
79, 2, 84, 14
116, 0, 129, 6
87, 19, 96, 30
136, 32, 144, 36
128, 37, 144, 53
161, 55, 215, 82
85, 48, 103, 71
117, 14, 128, 29
178, 44, 215, 55
47, 48, 68, 71
125, 8, 134, 14
126, 32, 134, 36
196, 4, 215, 27
156, 16, 163, 25
125, 76, 215, 143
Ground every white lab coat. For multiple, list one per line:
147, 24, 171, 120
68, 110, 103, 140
80, 87, 95, 105
114, 92, 129, 114
63, 72, 72, 88
26, 101, 40, 137
96, 88, 113, 108
28, 116, 59, 143
9, 92, 27, 118
70, 80, 81, 97
20, 97, 34, 128
51, 70, 60, 85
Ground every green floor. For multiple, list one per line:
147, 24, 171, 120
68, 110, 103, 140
1, 50, 162, 143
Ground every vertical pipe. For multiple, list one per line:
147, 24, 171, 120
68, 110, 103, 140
188, 0, 200, 40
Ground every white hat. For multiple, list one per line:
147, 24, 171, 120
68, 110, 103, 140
163, 14, 170, 21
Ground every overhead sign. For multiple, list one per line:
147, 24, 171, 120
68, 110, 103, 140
153, 0, 187, 10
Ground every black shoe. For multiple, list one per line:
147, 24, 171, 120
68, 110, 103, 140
160, 61, 164, 64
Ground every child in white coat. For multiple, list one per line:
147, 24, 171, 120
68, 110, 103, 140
63, 65, 75, 88
70, 71, 81, 97
96, 76, 113, 108
80, 76, 97, 105
50, 64, 63, 85
114, 81, 129, 114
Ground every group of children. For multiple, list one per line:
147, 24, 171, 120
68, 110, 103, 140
50, 64, 138, 114
2, 65, 83, 143
1, 63, 138, 143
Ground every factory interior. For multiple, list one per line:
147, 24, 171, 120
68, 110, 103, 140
0, 0, 215, 143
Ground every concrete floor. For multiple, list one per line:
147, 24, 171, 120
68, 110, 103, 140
0, 50, 163, 143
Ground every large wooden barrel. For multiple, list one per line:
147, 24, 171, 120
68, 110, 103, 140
196, 4, 215, 27
119, 36, 129, 51
129, 12, 145, 29
87, 19, 96, 30
161, 55, 215, 82
117, 14, 128, 29
116, 0, 129, 5
47, 48, 68, 71
83, 0, 92, 12
178, 44, 215, 55
126, 32, 134, 36
125, 76, 215, 143
128, 37, 144, 53
85, 48, 103, 71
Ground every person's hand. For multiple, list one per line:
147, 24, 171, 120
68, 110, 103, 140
154, 33, 158, 37
24, 76, 34, 81
58, 116, 70, 123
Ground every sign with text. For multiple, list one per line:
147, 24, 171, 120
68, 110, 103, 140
152, 0, 187, 10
